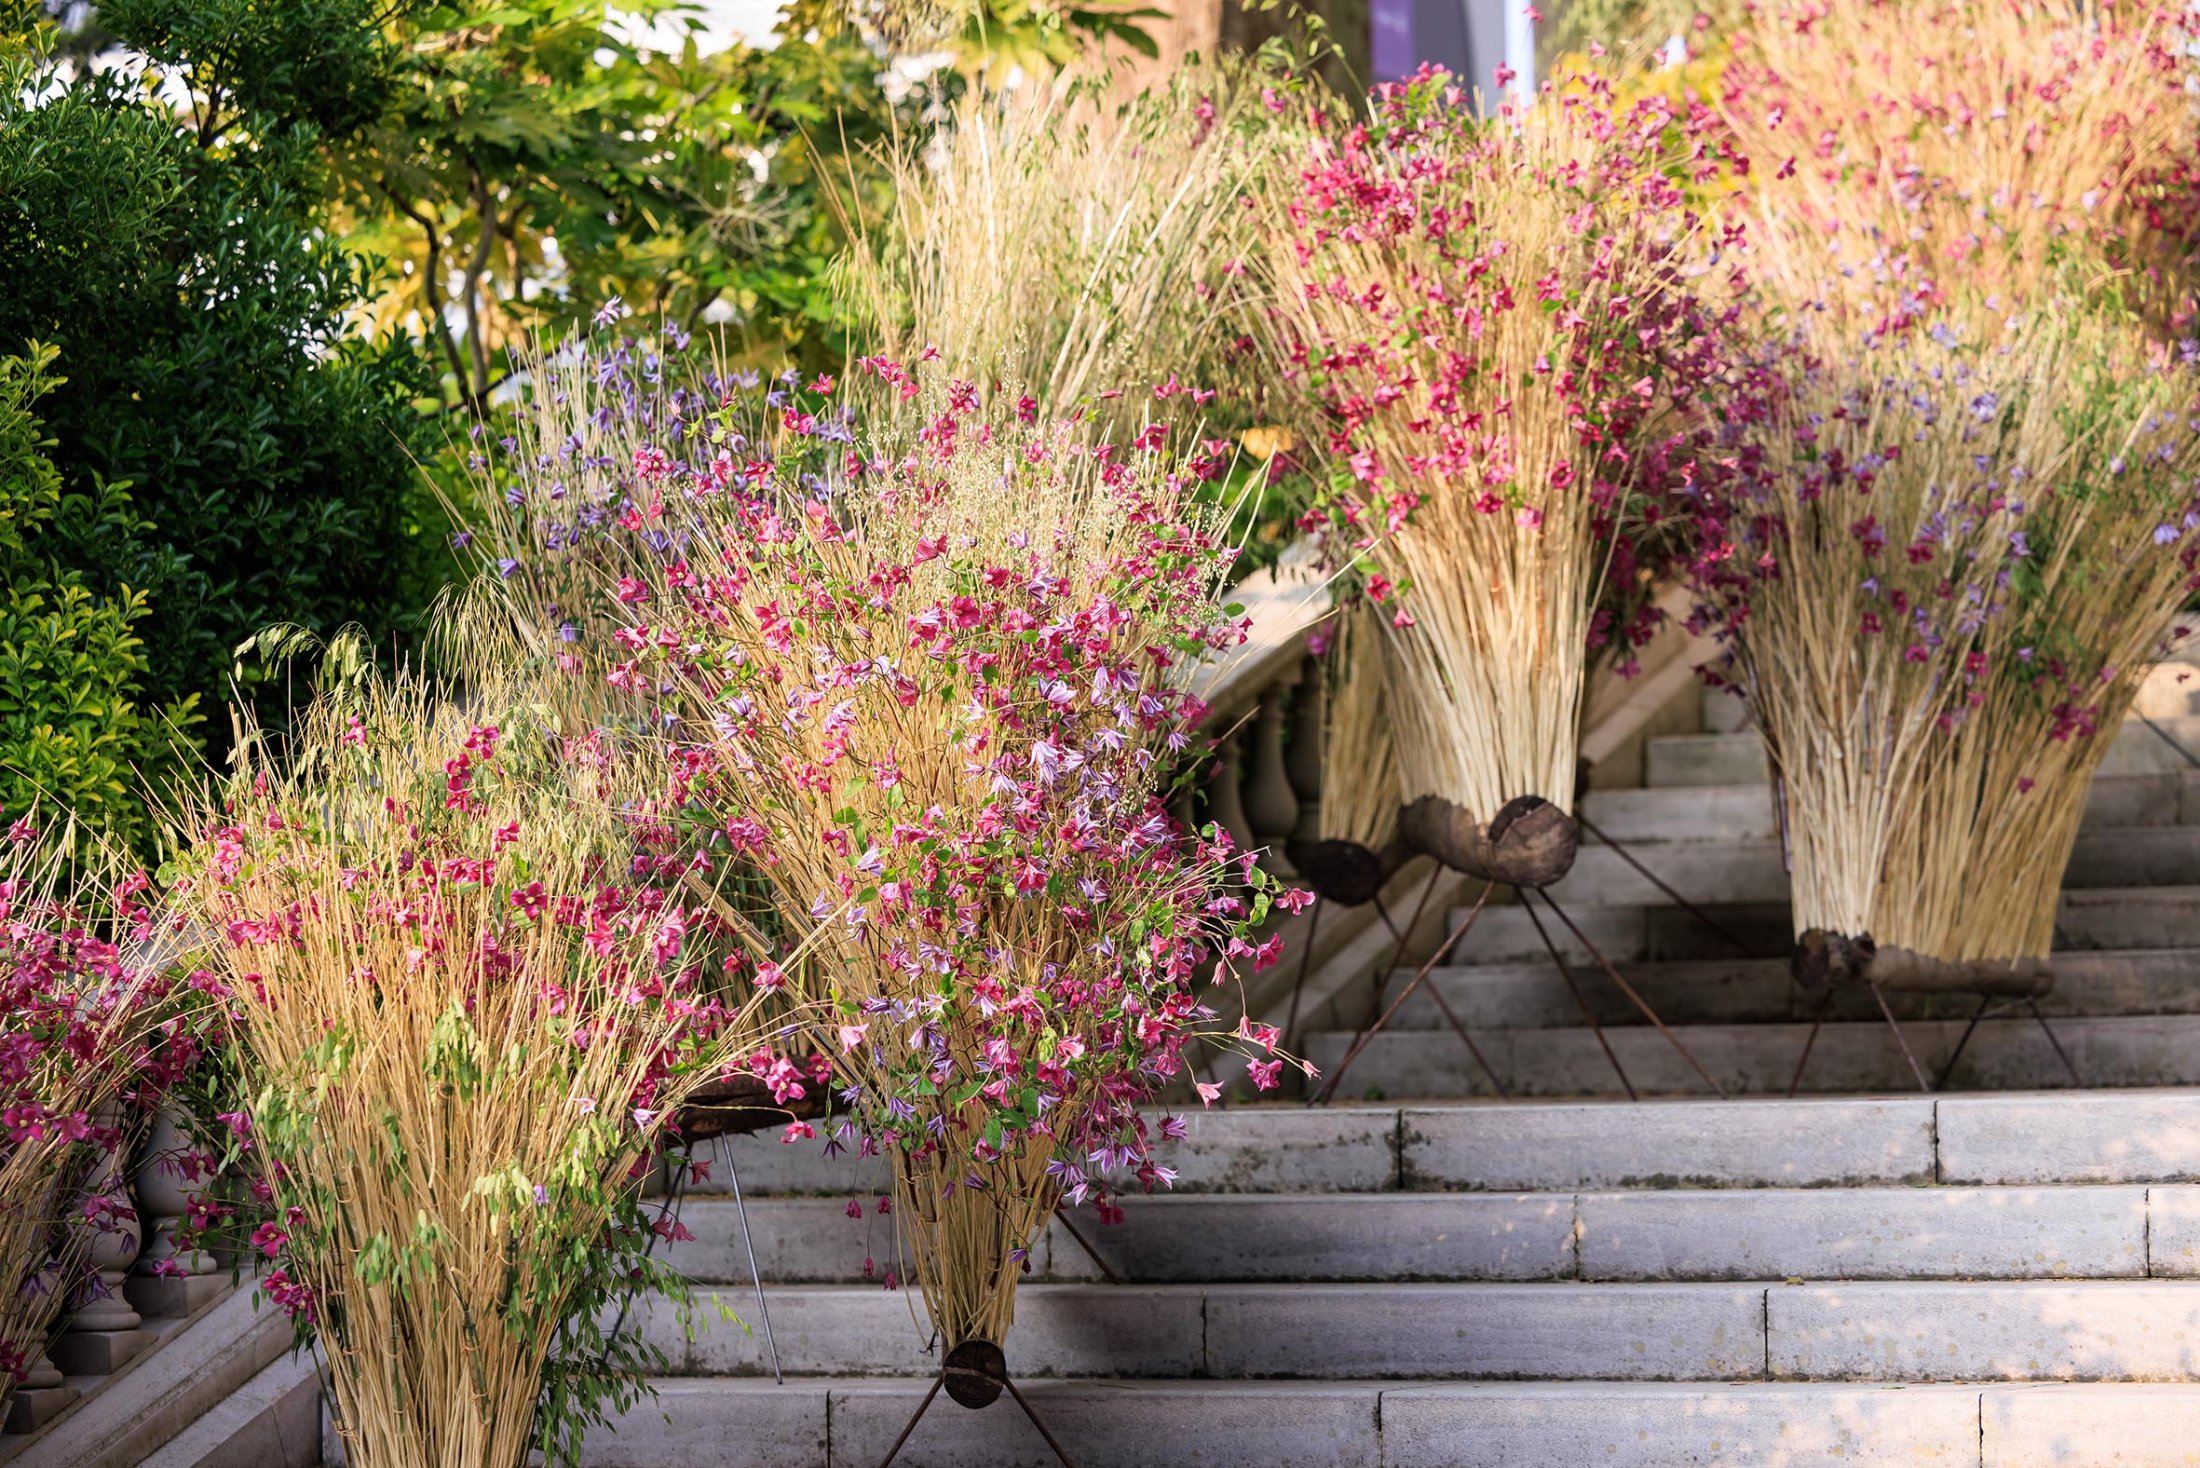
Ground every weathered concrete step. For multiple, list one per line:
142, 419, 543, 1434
1770, 1280, 2200, 1382
682, 1105, 1403, 1199
583, 1377, 2045, 1467
1393, 948, 2200, 1031
1546, 826, 2200, 911
636, 1279, 2200, 1383
670, 1186, 2193, 1285
1303, 1014, 2200, 1099
637, 1281, 1770, 1380
691, 1091, 2200, 1199
1645, 713, 2200, 789
1578, 1185, 2156, 1282
1583, 770, 2200, 844
585, 1377, 2200, 1467
668, 1194, 1578, 1284
1447, 885, 2200, 966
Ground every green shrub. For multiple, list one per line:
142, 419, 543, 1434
0, 9, 439, 770
0, 344, 176, 849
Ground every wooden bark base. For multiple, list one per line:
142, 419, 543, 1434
1287, 837, 1408, 908
1792, 929, 2054, 999
677, 1071, 830, 1141
1399, 794, 1579, 889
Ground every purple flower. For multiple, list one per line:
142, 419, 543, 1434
2157, 524, 2181, 545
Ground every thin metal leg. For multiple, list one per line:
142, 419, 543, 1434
1314, 881, 1496, 1105
1356, 868, 1442, 1032
1934, 995, 1994, 1092
1417, 963, 1511, 1100
1053, 1209, 1121, 1283
1575, 813, 1755, 958
1787, 996, 1829, 1098
2027, 999, 2083, 1086
1518, 884, 1636, 1101
1532, 889, 1728, 1099
876, 1372, 946, 1468
1279, 898, 1323, 1057
1868, 981, 1933, 1093
722, 1139, 782, 1384
1002, 1373, 1082, 1468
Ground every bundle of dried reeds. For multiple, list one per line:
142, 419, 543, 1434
841, 61, 1295, 428
0, 840, 198, 1418
1694, 0, 2200, 973
623, 361, 1293, 1362
1257, 71, 1741, 878
1874, 314, 2200, 963
1722, 0, 2197, 309
168, 648, 779, 1468
1315, 603, 1400, 855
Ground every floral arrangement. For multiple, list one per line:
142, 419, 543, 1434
166, 660, 779, 1468
604, 358, 1299, 1364
1257, 65, 1744, 877
1719, 0, 2198, 312
0, 826, 204, 1416
1681, 0, 2200, 976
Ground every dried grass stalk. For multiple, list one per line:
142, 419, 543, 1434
842, 62, 1288, 423
171, 647, 775, 1468
1316, 604, 1400, 851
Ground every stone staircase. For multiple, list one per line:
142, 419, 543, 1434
565, 687, 2200, 1465
580, 1090, 2200, 1465
39, 673, 2200, 1464
1300, 693, 2200, 1101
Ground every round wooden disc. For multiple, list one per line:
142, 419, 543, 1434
943, 1337, 1007, 1409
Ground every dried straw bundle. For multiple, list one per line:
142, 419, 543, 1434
1, 843, 198, 1415
1258, 72, 1740, 852
1873, 316, 2200, 962
1695, 300, 2079, 949
1721, 0, 2198, 309
169, 658, 777, 1468
1314, 603, 1399, 853
842, 63, 1293, 426
1694, 0, 2200, 971
627, 363, 1290, 1359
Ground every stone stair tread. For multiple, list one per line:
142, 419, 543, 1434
667, 1183, 2191, 1284
689, 1089, 2200, 1197
585, 1376, 2200, 1468
1301, 1013, 2200, 1098
1391, 947, 2200, 1031
1642, 713, 2200, 789
1582, 771, 2200, 843
1520, 827, 2200, 911
1441, 885, 2200, 965
632, 1279, 2200, 1384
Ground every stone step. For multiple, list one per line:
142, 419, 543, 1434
633, 1278, 2200, 1383
1582, 771, 2200, 845
1302, 1014, 2200, 1100
689, 1091, 2200, 1199
1642, 713, 2200, 789
1445, 885, 2200, 966
585, 1377, 2200, 1468
1545, 825, 2200, 911
1390, 948, 2200, 1031
681, 1105, 1403, 1200
666, 1185, 2195, 1285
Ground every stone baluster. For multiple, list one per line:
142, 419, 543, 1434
3, 1332, 77, 1432
1284, 657, 1326, 848
51, 1107, 152, 1377
127, 1107, 224, 1321
1207, 729, 1257, 859
1241, 668, 1303, 877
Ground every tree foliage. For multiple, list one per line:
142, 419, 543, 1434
0, 4, 437, 779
